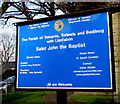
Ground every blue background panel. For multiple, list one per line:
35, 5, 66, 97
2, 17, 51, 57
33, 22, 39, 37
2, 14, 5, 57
17, 12, 112, 89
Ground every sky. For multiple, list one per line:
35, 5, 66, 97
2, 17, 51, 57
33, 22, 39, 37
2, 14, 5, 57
0, 2, 64, 36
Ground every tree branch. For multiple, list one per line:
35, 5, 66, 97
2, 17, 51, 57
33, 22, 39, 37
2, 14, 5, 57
0, 34, 15, 63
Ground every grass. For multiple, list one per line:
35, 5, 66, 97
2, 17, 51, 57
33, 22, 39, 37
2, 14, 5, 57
2, 91, 114, 104
2, 91, 55, 104
70, 95, 114, 104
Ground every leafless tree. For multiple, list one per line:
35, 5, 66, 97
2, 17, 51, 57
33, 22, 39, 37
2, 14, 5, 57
0, 1, 65, 25
1, 1, 120, 25
0, 1, 115, 25
0, 34, 15, 63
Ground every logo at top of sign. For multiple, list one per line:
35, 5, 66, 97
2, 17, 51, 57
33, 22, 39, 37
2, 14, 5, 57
54, 20, 64, 32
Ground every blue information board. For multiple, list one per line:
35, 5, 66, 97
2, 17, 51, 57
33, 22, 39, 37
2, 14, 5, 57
17, 12, 113, 89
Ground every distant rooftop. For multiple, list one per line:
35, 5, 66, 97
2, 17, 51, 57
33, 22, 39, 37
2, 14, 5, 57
0, 62, 15, 73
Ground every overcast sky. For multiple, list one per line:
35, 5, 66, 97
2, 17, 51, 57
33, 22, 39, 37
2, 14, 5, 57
0, 3, 64, 36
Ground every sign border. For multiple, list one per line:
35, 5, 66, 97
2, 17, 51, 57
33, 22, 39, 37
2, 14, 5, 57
15, 8, 115, 92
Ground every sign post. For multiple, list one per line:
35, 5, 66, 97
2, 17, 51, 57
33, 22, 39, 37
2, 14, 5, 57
57, 90, 67, 104
16, 10, 114, 103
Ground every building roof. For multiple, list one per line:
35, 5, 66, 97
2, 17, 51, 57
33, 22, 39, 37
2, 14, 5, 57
0, 62, 15, 73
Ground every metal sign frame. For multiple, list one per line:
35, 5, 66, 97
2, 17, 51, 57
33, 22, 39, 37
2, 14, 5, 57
15, 8, 115, 91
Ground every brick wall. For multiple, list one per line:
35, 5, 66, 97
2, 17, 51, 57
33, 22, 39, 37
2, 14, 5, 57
112, 12, 120, 103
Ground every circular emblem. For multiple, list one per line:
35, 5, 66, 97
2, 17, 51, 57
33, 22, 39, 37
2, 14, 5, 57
54, 20, 64, 32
